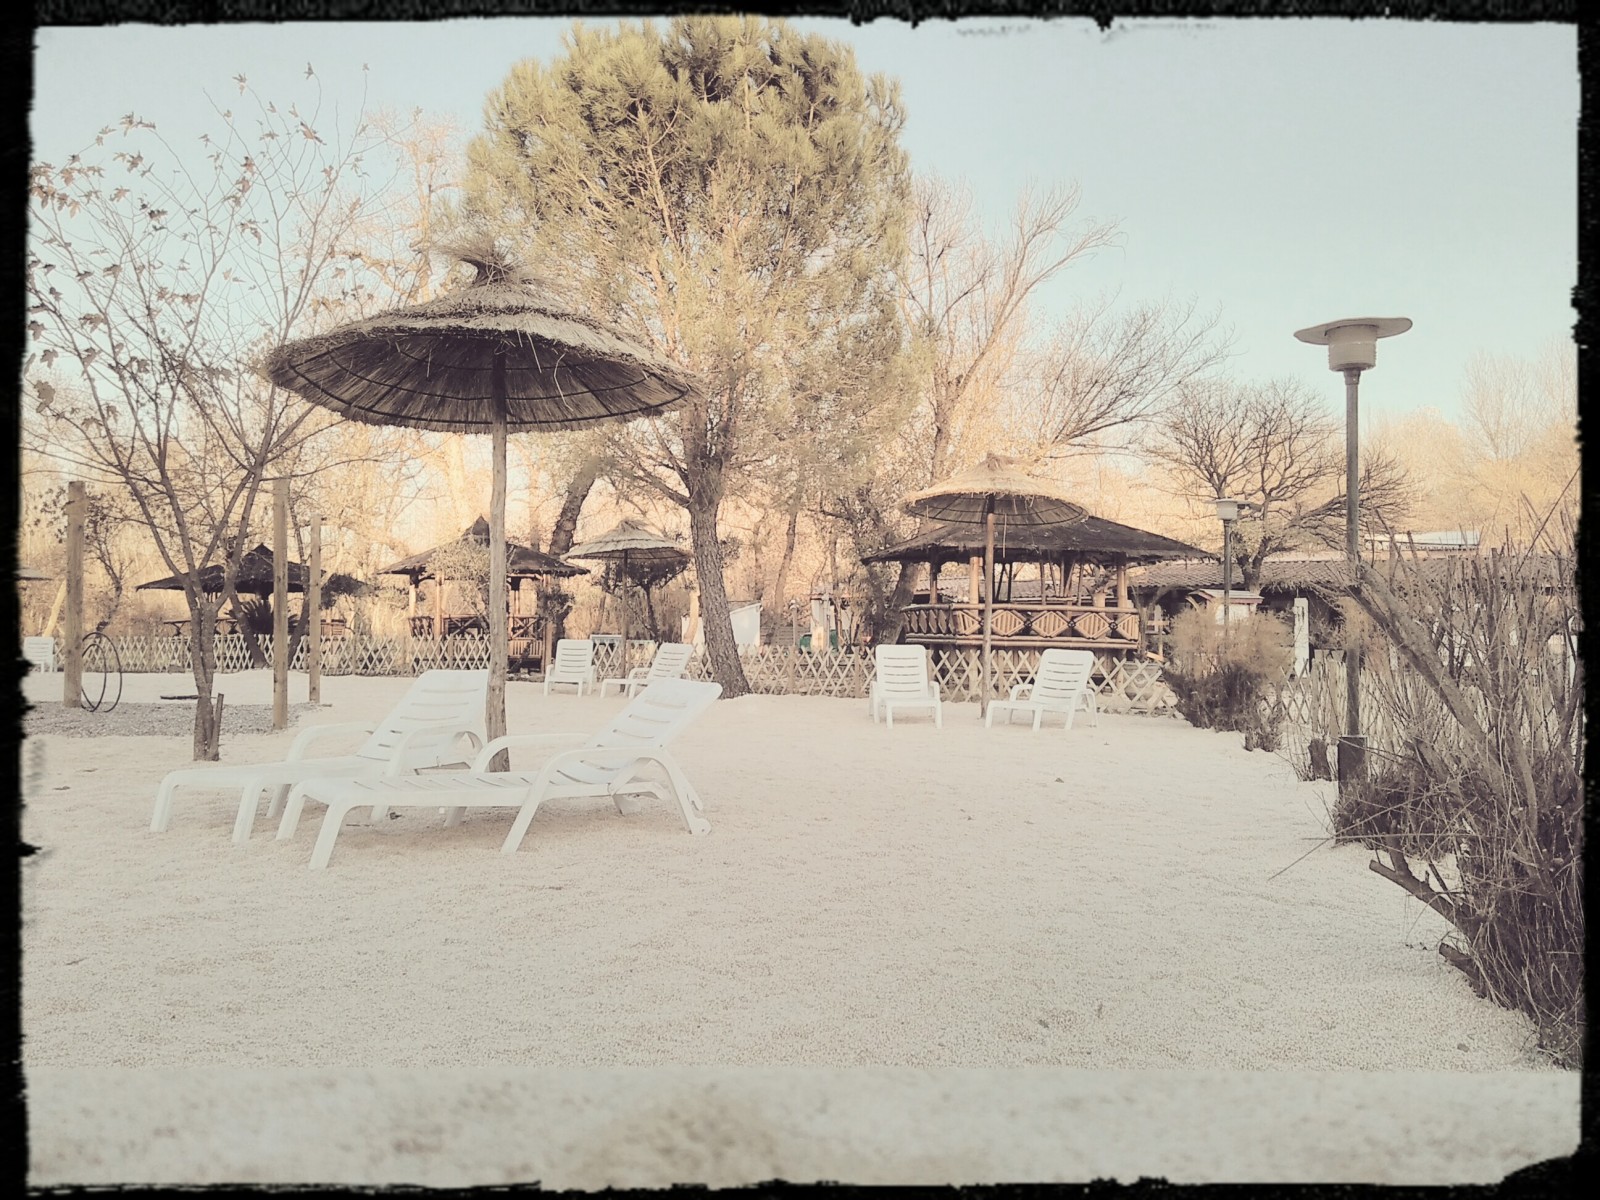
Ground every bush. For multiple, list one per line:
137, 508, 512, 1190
1163, 606, 1294, 750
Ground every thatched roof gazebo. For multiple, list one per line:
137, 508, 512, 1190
378, 517, 589, 653
564, 519, 691, 654
138, 544, 364, 600
864, 505, 1213, 660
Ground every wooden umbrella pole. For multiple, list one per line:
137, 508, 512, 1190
488, 351, 509, 763
982, 503, 995, 718
619, 549, 630, 677
272, 476, 289, 730
62, 481, 84, 709
307, 513, 321, 705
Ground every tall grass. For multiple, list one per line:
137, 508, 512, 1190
1338, 520, 1582, 1066
1162, 607, 1295, 750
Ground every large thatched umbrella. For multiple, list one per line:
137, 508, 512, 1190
564, 519, 691, 659
903, 454, 1087, 716
378, 516, 588, 641
265, 253, 698, 749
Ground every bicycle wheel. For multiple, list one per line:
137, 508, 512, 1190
79, 631, 124, 714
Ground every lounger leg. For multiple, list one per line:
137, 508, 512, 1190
265, 783, 290, 821
276, 782, 315, 840
308, 799, 366, 870
442, 806, 464, 828
659, 760, 711, 835
232, 778, 270, 844
1032, 708, 1043, 732
500, 795, 547, 855
150, 776, 181, 833
934, 703, 943, 729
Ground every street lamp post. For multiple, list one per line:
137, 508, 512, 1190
1293, 316, 1412, 792
1215, 498, 1239, 633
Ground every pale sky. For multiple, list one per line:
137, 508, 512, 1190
31, 16, 1578, 430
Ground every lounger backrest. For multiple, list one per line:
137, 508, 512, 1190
645, 642, 695, 682
874, 644, 931, 698
1031, 649, 1096, 702
549, 639, 595, 681
356, 669, 489, 765
587, 678, 723, 753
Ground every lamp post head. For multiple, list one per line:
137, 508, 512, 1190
1294, 316, 1412, 372
1214, 498, 1240, 523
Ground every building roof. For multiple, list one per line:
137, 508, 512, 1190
1128, 553, 1571, 596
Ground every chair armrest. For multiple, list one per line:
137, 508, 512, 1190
472, 731, 591, 771
930, 681, 942, 701
1008, 684, 1031, 701
383, 722, 486, 774
626, 666, 651, 682
287, 721, 375, 761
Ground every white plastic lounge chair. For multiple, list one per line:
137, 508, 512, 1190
600, 641, 694, 697
150, 669, 488, 843
279, 678, 723, 869
985, 648, 1099, 731
868, 644, 942, 728
543, 638, 597, 695
23, 636, 57, 673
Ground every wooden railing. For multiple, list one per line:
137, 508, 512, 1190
901, 602, 1140, 650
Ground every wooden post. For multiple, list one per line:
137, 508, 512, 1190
1115, 558, 1129, 609
981, 504, 995, 719
62, 481, 84, 708
272, 477, 289, 730
43, 580, 66, 638
307, 513, 322, 705
433, 572, 444, 640
967, 557, 981, 609
487, 350, 509, 762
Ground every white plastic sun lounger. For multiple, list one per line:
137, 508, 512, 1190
599, 641, 695, 697
149, 669, 488, 842
868, 644, 942, 727
279, 677, 723, 869
543, 638, 597, 695
985, 648, 1099, 731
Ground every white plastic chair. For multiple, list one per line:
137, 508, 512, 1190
279, 678, 723, 869
543, 638, 597, 695
600, 641, 694, 697
868, 644, 942, 728
985, 648, 1099, 731
23, 636, 57, 673
150, 669, 488, 843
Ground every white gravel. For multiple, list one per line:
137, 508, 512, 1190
20, 669, 1578, 1185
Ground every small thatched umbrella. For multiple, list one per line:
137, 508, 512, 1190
17, 565, 53, 582
266, 251, 698, 749
564, 519, 691, 661
902, 454, 1087, 716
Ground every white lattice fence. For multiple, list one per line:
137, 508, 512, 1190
1272, 653, 1404, 778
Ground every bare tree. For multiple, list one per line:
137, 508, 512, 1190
1015, 292, 1232, 455
24, 74, 401, 758
1147, 378, 1416, 591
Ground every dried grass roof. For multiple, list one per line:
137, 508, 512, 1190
265, 262, 700, 434
565, 519, 691, 565
137, 544, 364, 597
378, 518, 588, 580
903, 453, 1088, 527
1126, 554, 1573, 596
862, 516, 1209, 567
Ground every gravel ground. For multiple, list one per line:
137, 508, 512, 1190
24, 701, 319, 739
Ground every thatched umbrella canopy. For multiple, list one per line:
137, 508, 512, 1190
564, 519, 691, 649
17, 565, 53, 582
265, 249, 699, 750
902, 454, 1088, 716
138, 544, 363, 602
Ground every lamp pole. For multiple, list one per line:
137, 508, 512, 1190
1294, 317, 1411, 792
1215, 498, 1239, 633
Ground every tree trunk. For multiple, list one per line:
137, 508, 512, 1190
877, 562, 919, 645
545, 460, 598, 645
686, 483, 750, 697
769, 507, 800, 624
188, 596, 221, 761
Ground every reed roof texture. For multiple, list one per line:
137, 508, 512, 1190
863, 516, 1210, 567
903, 453, 1088, 527
564, 519, 691, 566
377, 517, 588, 581
264, 262, 699, 434
137, 545, 364, 598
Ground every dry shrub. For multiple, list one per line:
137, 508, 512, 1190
1341, 523, 1583, 1067
1164, 606, 1294, 750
